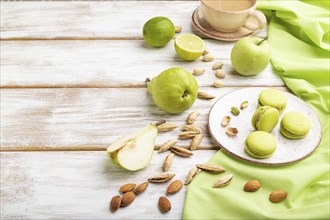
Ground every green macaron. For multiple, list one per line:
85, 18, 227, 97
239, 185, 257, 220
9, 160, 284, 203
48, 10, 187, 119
258, 89, 287, 113
245, 131, 277, 159
251, 106, 279, 132
280, 111, 311, 139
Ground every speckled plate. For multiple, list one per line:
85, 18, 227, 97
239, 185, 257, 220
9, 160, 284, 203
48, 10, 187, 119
208, 88, 322, 166
192, 6, 267, 41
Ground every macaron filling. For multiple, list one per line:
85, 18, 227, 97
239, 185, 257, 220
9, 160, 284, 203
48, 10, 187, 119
280, 123, 308, 138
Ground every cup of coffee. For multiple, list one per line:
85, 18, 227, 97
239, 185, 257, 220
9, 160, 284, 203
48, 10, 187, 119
200, 0, 264, 33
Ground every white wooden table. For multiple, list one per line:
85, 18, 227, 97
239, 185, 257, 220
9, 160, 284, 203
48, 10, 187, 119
0, 1, 286, 219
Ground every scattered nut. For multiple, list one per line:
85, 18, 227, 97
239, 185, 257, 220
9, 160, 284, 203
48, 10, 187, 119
231, 107, 240, 115
148, 173, 175, 183
203, 54, 214, 62
171, 146, 193, 157
133, 182, 149, 195
240, 101, 248, 110
226, 127, 238, 136
215, 69, 226, 78
185, 166, 200, 185
157, 123, 178, 132
193, 67, 205, 76
213, 79, 224, 88
198, 91, 215, 100
163, 153, 175, 171
221, 116, 231, 127
166, 180, 183, 194
186, 111, 200, 124
202, 49, 209, 55
212, 61, 224, 70
175, 26, 182, 33
159, 139, 178, 153
120, 191, 136, 207
110, 195, 121, 213
196, 164, 226, 174
269, 190, 287, 203
178, 131, 198, 139
190, 134, 203, 150
119, 183, 136, 193
213, 174, 233, 188
159, 196, 171, 213
244, 180, 261, 192
181, 124, 202, 133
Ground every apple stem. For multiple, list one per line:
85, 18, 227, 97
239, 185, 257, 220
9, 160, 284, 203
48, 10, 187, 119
257, 38, 268, 46
155, 120, 166, 126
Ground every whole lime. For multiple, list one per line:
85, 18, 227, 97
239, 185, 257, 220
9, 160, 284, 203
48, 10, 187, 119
143, 17, 175, 47
148, 68, 198, 113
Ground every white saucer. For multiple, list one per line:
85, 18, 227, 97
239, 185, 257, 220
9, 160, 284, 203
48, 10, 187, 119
208, 88, 322, 166
192, 7, 267, 41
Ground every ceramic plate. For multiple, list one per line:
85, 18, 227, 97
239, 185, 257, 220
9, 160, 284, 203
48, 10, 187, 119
192, 7, 267, 41
208, 88, 322, 166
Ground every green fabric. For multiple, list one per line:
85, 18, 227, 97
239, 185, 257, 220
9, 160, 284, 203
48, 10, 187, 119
183, 1, 330, 219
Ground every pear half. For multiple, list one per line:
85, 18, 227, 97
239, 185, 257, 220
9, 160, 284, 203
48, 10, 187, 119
107, 124, 158, 171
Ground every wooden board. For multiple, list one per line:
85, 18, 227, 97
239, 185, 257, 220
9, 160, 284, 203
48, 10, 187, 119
3, 87, 282, 151
0, 40, 281, 88
0, 150, 216, 219
0, 1, 267, 40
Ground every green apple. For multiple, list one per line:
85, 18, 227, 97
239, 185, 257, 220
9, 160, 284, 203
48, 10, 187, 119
107, 124, 157, 171
148, 67, 198, 113
230, 37, 271, 76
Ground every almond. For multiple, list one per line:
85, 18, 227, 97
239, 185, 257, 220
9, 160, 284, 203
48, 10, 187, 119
196, 164, 226, 174
133, 182, 148, 195
120, 191, 136, 207
119, 183, 136, 193
243, 180, 261, 192
110, 195, 121, 213
157, 123, 178, 132
148, 173, 175, 183
186, 111, 200, 124
163, 153, 175, 171
184, 166, 200, 185
171, 146, 193, 157
213, 174, 233, 188
159, 196, 171, 213
166, 180, 183, 194
269, 190, 287, 203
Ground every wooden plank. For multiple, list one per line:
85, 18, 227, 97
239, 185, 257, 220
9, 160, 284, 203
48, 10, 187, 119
0, 87, 287, 151
0, 1, 267, 40
1, 40, 282, 88
0, 150, 216, 219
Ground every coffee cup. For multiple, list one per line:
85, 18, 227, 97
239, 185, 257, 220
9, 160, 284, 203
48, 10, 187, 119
200, 0, 265, 33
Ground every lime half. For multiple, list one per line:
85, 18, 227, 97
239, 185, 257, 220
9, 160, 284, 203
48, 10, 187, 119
174, 34, 205, 61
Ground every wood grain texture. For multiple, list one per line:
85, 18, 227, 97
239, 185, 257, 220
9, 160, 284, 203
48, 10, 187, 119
0, 150, 216, 219
0, 1, 267, 40
0, 87, 287, 151
1, 40, 282, 88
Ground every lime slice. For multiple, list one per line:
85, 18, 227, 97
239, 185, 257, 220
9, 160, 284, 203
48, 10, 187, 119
143, 17, 175, 48
174, 34, 205, 61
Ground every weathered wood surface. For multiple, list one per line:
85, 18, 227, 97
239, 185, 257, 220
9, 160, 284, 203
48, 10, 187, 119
0, 40, 281, 88
0, 150, 216, 219
1, 87, 287, 151
0, 1, 267, 40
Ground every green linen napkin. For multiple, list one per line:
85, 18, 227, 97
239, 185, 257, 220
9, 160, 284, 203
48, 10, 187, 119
183, 1, 330, 219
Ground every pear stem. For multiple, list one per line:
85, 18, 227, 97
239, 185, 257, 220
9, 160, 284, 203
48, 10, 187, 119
155, 120, 166, 127
257, 38, 268, 46
145, 78, 150, 83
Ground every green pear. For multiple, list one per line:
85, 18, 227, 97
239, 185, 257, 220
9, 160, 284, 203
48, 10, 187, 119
148, 67, 198, 113
107, 124, 157, 171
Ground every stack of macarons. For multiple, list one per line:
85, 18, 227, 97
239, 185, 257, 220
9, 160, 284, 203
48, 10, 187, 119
245, 88, 311, 159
